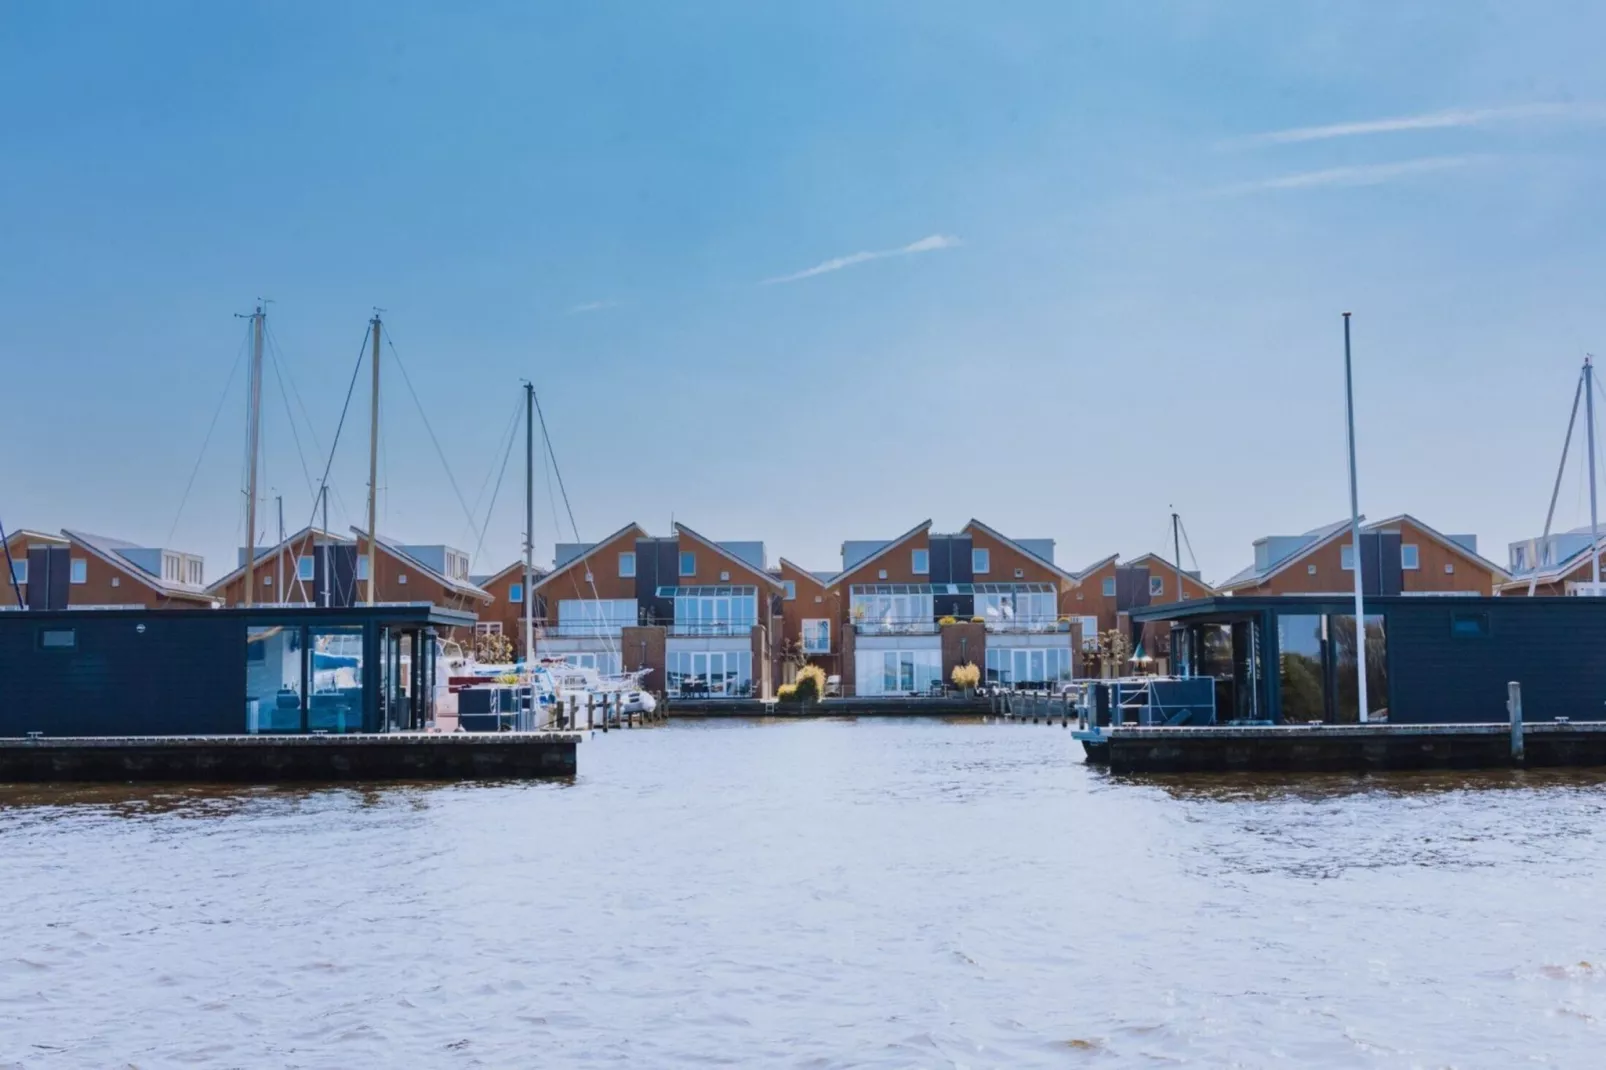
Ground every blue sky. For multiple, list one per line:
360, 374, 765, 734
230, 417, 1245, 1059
8, 2, 1606, 583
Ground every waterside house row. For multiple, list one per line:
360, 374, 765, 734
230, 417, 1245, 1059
1497, 524, 1606, 596
768, 519, 1217, 695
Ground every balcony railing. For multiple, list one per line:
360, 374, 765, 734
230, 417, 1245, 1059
852, 617, 939, 636
667, 622, 757, 638
538, 622, 628, 638
982, 617, 1071, 635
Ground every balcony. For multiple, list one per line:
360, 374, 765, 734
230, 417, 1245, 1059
982, 617, 1070, 635
537, 622, 627, 638
667, 621, 757, 638
852, 616, 939, 636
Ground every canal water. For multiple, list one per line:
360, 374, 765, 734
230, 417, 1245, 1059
2, 718, 1605, 1068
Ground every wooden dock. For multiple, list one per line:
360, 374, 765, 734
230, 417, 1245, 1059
1073, 721, 1606, 774
0, 731, 581, 783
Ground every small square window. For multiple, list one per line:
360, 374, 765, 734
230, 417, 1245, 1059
878, 569, 887, 580
720, 570, 729, 582
679, 551, 696, 577
263, 575, 272, 587
619, 552, 636, 578
1450, 611, 1490, 639
912, 549, 929, 575
1445, 563, 1455, 575
584, 572, 593, 583
110, 577, 119, 588
973, 548, 990, 574
1014, 568, 1024, 579
1401, 544, 1420, 570
1101, 577, 1116, 597
39, 627, 75, 650
1307, 564, 1317, 575
70, 558, 87, 584
398, 574, 407, 585
783, 581, 796, 600
509, 583, 524, 603
814, 594, 823, 603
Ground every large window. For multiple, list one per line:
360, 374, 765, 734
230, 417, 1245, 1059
679, 551, 696, 577
973, 587, 1057, 631
783, 580, 796, 601
1101, 577, 1116, 597
1401, 544, 1420, 570
1275, 612, 1389, 724
557, 598, 637, 635
356, 556, 370, 582
1277, 614, 1326, 724
298, 555, 316, 581
9, 559, 24, 586
912, 549, 929, 575
562, 651, 621, 676
1341, 543, 1355, 570
1079, 616, 1100, 649
985, 647, 1073, 689
508, 582, 523, 603
70, 558, 87, 584
802, 618, 830, 654
309, 626, 364, 732
972, 548, 990, 574
849, 586, 935, 633
666, 649, 752, 697
855, 648, 941, 696
619, 551, 636, 578
670, 587, 757, 636
246, 625, 303, 733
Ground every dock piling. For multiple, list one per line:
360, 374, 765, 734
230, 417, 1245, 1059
1509, 681, 1524, 761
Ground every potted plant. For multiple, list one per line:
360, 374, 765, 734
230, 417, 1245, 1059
783, 664, 827, 708
938, 614, 958, 626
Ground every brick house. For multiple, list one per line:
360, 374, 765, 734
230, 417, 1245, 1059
527, 521, 785, 699
771, 557, 842, 684
469, 559, 549, 654
1062, 552, 1216, 672
823, 518, 1081, 695
6, 529, 216, 610
1496, 524, 1606, 595
1218, 515, 1508, 597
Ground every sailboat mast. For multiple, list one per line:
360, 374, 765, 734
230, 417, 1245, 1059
524, 381, 535, 666
1342, 313, 1369, 723
1171, 509, 1183, 602
243, 306, 265, 609
366, 313, 382, 606
275, 494, 284, 604
1586, 356, 1600, 590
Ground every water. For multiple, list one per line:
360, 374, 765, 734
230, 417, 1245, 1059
3, 718, 1605, 1068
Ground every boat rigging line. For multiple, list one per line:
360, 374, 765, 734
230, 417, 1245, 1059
295, 323, 374, 608
382, 329, 484, 552
0, 514, 22, 609
468, 396, 524, 570
168, 323, 251, 547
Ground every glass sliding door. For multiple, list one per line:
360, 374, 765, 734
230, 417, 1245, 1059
309, 625, 365, 733
246, 625, 303, 733
1277, 615, 1327, 724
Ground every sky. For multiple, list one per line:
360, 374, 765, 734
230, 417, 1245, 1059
8, 1, 1606, 585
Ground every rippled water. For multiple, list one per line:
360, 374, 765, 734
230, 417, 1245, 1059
3, 718, 1606, 1067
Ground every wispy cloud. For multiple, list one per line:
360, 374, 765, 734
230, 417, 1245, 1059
1212, 155, 1480, 196
1226, 102, 1602, 148
761, 233, 961, 285
569, 299, 619, 314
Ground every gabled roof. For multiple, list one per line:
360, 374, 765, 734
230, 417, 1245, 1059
1219, 514, 1509, 592
963, 519, 1079, 583
1125, 552, 1211, 589
3, 529, 68, 547
776, 557, 829, 589
674, 522, 785, 588
206, 526, 350, 593
474, 559, 549, 590
62, 529, 217, 603
531, 521, 648, 592
352, 528, 493, 603
825, 519, 933, 587
1069, 553, 1120, 582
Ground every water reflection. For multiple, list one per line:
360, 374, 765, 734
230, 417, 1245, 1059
2, 719, 1605, 1068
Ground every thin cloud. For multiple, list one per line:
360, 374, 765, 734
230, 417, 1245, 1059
1226, 102, 1602, 148
1212, 155, 1479, 196
761, 234, 961, 285
569, 299, 619, 314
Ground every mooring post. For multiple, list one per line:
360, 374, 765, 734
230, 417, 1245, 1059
591, 694, 601, 733
1508, 680, 1524, 761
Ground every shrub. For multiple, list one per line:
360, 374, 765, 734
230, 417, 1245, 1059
970, 616, 985, 624
475, 631, 515, 665
777, 683, 798, 701
938, 615, 958, 626
951, 662, 981, 690
791, 664, 827, 704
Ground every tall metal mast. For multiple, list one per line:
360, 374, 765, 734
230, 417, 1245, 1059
1532, 372, 1584, 595
1342, 312, 1369, 723
275, 494, 284, 605
524, 381, 536, 666
366, 313, 382, 606
1587, 357, 1600, 590
243, 306, 265, 608
1170, 509, 1184, 602
319, 484, 330, 608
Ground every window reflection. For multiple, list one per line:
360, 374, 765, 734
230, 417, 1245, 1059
246, 625, 302, 733
309, 626, 364, 733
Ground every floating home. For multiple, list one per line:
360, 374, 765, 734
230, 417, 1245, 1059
0, 604, 577, 781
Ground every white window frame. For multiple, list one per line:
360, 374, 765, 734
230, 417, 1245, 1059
802, 618, 831, 654
783, 580, 796, 600
475, 621, 503, 636
297, 555, 316, 581
972, 548, 990, 574
1401, 544, 1420, 570
912, 549, 929, 575
1079, 616, 1100, 649
356, 557, 370, 582
10, 559, 26, 586
70, 558, 87, 585
679, 551, 696, 577
1101, 577, 1115, 597
1341, 544, 1355, 571
619, 551, 636, 578
508, 582, 523, 603
186, 558, 203, 585
1149, 575, 1165, 597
